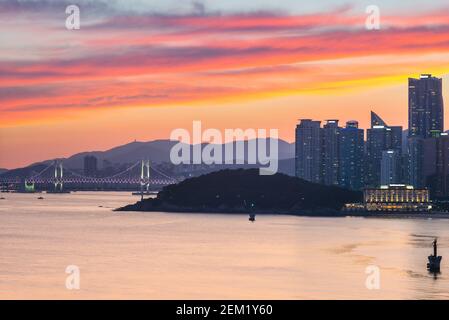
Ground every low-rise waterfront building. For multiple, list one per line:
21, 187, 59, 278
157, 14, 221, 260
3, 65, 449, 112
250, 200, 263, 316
364, 184, 431, 212
344, 184, 432, 212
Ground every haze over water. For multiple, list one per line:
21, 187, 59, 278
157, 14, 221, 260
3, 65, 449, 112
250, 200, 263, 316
1, 192, 449, 299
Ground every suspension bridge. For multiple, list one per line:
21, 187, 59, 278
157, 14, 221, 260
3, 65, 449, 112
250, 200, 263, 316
0, 160, 179, 193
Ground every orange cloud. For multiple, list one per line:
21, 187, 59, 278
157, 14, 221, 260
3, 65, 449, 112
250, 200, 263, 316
1, 6, 449, 168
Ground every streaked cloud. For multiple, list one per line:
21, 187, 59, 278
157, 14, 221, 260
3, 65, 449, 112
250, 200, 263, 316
1, 0, 449, 168
2, 4, 449, 125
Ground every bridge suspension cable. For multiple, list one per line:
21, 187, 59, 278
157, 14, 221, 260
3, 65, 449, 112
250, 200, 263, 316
27, 163, 54, 180
12, 159, 179, 187
63, 161, 141, 180
151, 166, 178, 182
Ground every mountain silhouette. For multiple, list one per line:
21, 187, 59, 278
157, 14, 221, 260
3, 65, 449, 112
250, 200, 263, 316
61, 138, 294, 168
1, 138, 295, 177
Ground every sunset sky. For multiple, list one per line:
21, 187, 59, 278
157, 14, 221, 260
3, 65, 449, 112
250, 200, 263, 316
1, 0, 449, 169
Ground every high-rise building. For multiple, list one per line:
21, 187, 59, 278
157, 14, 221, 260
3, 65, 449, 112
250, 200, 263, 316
369, 112, 402, 153
406, 131, 449, 197
380, 150, 401, 186
366, 111, 403, 187
371, 112, 386, 127
407, 137, 425, 188
295, 119, 321, 183
339, 120, 364, 190
408, 74, 444, 139
321, 120, 340, 186
420, 133, 449, 198
84, 155, 98, 177
389, 126, 403, 154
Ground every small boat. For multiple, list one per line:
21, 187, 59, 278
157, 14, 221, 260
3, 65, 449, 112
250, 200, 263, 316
427, 238, 442, 272
37, 197, 44, 200
249, 213, 256, 222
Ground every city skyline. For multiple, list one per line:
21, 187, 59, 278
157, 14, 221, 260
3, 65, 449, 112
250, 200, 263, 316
2, 1, 449, 169
295, 74, 449, 199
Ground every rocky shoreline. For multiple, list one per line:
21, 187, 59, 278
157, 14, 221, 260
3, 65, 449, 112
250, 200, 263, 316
115, 202, 449, 219
115, 201, 343, 216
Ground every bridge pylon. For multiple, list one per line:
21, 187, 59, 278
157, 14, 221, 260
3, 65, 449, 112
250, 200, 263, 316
54, 161, 64, 192
139, 160, 150, 199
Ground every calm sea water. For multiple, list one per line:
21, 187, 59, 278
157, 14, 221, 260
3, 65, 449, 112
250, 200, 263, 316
1, 191, 449, 299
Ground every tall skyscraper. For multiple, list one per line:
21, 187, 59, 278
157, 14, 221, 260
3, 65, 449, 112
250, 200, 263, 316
415, 133, 449, 197
408, 74, 444, 138
366, 111, 403, 187
380, 150, 401, 186
84, 155, 98, 177
407, 137, 424, 188
295, 119, 321, 183
321, 120, 340, 186
339, 120, 364, 190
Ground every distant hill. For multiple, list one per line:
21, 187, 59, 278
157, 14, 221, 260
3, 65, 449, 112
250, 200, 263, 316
118, 169, 362, 214
62, 138, 294, 168
62, 140, 179, 168
0, 168, 8, 174
0, 163, 48, 179
1, 138, 295, 179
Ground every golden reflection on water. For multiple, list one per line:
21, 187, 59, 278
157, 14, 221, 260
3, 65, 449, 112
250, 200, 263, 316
0, 192, 448, 299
